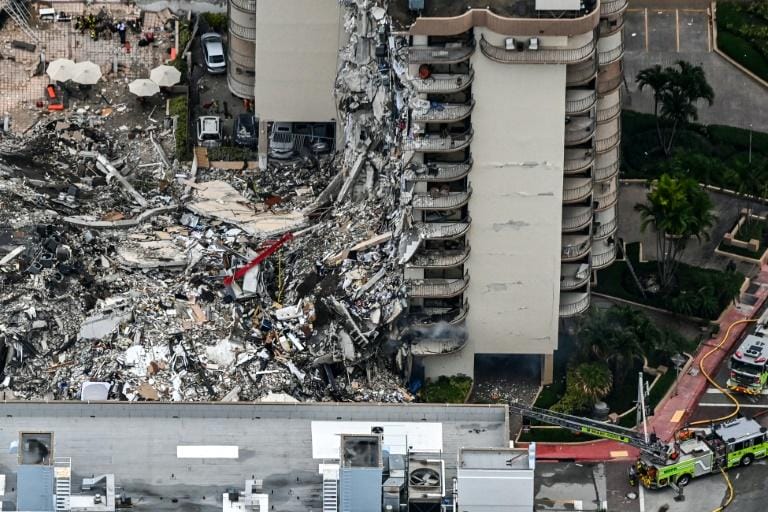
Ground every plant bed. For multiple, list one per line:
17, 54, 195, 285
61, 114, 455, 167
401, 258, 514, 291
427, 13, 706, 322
716, 213, 768, 262
420, 374, 472, 404
716, 2, 768, 83
595, 243, 744, 320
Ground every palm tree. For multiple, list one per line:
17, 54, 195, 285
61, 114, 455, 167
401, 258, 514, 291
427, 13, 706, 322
571, 362, 613, 404
636, 64, 670, 151
635, 174, 716, 290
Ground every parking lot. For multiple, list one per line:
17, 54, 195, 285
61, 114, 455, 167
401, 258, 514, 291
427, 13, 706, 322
625, 8, 711, 55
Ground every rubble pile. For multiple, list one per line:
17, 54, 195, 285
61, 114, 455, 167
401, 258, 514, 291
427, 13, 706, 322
0, 0, 433, 402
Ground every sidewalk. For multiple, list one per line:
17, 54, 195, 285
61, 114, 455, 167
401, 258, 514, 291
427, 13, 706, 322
524, 266, 768, 461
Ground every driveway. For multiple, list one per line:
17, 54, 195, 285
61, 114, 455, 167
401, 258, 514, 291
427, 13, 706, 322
622, 8, 768, 132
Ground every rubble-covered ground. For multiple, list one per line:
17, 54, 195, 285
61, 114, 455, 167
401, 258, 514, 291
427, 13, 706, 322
0, 0, 432, 403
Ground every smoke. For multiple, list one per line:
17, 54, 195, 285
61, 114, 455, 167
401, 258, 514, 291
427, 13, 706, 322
411, 321, 467, 341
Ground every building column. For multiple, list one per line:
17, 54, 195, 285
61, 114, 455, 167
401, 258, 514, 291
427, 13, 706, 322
258, 119, 269, 171
541, 353, 554, 386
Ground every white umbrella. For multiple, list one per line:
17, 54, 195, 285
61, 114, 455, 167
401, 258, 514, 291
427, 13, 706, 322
70, 61, 102, 85
46, 59, 75, 82
128, 78, 160, 97
149, 65, 181, 87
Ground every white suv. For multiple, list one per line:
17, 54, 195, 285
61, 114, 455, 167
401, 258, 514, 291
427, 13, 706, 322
196, 116, 222, 148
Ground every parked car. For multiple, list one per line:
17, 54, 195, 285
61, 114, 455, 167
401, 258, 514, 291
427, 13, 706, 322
196, 116, 222, 148
200, 33, 226, 74
269, 122, 295, 160
233, 113, 258, 147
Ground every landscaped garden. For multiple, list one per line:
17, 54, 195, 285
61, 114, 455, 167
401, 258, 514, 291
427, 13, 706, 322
716, 1, 768, 83
420, 374, 472, 403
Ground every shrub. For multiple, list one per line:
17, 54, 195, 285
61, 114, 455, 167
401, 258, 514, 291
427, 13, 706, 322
168, 95, 191, 161
201, 12, 228, 32
421, 374, 472, 403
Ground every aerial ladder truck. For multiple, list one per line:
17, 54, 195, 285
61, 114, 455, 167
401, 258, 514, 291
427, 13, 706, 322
509, 403, 768, 489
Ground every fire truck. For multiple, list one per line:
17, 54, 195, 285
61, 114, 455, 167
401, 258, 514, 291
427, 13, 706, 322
728, 335, 768, 395
510, 404, 768, 489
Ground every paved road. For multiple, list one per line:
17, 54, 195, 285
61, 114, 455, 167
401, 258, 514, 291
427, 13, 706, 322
622, 7, 768, 132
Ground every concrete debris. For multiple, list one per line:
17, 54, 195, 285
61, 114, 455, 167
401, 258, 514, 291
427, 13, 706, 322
0, 0, 432, 404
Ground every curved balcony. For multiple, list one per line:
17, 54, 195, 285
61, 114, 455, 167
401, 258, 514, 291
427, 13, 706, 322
599, 16, 625, 37
560, 290, 591, 317
408, 275, 470, 298
598, 32, 624, 66
405, 160, 472, 182
594, 179, 618, 210
412, 100, 475, 123
601, 0, 628, 16
410, 336, 468, 356
597, 89, 621, 123
413, 187, 472, 210
562, 205, 593, 232
597, 60, 623, 94
417, 220, 471, 240
562, 234, 592, 261
480, 35, 596, 65
230, 0, 256, 12
561, 262, 591, 291
227, 72, 255, 100
566, 89, 597, 115
407, 246, 471, 268
564, 148, 595, 174
594, 147, 619, 181
591, 240, 617, 269
408, 302, 469, 326
408, 44, 475, 64
595, 118, 621, 153
410, 70, 474, 94
229, 18, 256, 42
563, 177, 593, 203
403, 130, 473, 153
565, 117, 596, 146
567, 57, 598, 86
594, 205, 618, 239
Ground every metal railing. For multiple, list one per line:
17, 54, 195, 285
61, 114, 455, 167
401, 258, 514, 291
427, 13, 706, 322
229, 19, 256, 41
410, 336, 468, 356
562, 207, 593, 231
403, 130, 473, 152
594, 216, 618, 238
597, 101, 621, 123
408, 247, 471, 268
598, 42, 624, 65
566, 91, 597, 114
566, 58, 598, 86
594, 187, 618, 209
559, 292, 591, 317
594, 158, 619, 181
413, 186, 473, 209
600, 0, 628, 15
405, 161, 472, 182
411, 70, 474, 94
561, 268, 591, 290
562, 238, 592, 259
596, 131, 620, 152
480, 35, 595, 65
417, 220, 471, 240
409, 302, 469, 326
230, 0, 257, 12
412, 100, 475, 123
592, 245, 617, 269
407, 275, 470, 298
563, 179, 593, 202
565, 118, 596, 145
408, 44, 475, 64
564, 150, 595, 173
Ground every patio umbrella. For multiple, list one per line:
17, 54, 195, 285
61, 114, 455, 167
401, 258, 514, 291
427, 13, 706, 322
70, 61, 102, 85
46, 59, 75, 82
149, 65, 181, 87
128, 78, 160, 97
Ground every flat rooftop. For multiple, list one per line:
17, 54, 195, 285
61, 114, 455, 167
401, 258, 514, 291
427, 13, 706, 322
388, 0, 592, 30
460, 448, 533, 470
0, 402, 507, 511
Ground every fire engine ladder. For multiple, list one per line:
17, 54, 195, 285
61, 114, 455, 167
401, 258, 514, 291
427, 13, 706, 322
510, 403, 669, 464
0, 0, 38, 42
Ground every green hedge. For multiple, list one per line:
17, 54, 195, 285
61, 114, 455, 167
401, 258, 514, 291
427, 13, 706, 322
420, 375, 472, 404
716, 2, 768, 82
169, 95, 191, 161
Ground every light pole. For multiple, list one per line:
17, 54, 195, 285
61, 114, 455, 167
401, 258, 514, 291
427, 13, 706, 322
671, 353, 686, 397
749, 123, 753, 164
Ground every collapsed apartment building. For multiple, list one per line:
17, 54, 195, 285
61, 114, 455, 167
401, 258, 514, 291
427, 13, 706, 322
0, 0, 624, 401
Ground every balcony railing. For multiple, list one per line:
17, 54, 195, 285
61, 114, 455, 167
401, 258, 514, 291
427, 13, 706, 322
598, 42, 624, 66
565, 117, 596, 145
408, 303, 469, 326
594, 158, 619, 181
561, 263, 591, 290
403, 130, 473, 153
417, 220, 471, 240
407, 247, 471, 268
563, 178, 593, 203
594, 215, 618, 238
566, 58, 598, 86
230, 0, 256, 12
410, 335, 468, 356
229, 19, 256, 41
405, 160, 472, 182
594, 186, 618, 210
596, 131, 620, 152
413, 186, 472, 210
564, 149, 594, 173
601, 0, 628, 15
410, 70, 474, 94
560, 291, 591, 317
412, 100, 475, 123
562, 236, 592, 260
409, 44, 475, 64
562, 206, 593, 231
597, 101, 621, 123
592, 244, 617, 269
480, 35, 595, 65
566, 90, 597, 115
408, 275, 470, 298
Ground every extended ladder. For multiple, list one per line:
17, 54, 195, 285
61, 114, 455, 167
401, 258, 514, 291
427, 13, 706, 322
0, 0, 38, 42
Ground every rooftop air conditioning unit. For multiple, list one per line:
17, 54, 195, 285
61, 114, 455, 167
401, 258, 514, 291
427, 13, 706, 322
529, 37, 539, 50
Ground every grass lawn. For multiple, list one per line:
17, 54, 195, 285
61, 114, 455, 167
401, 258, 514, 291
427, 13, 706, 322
420, 375, 472, 403
621, 111, 768, 189
716, 2, 768, 83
